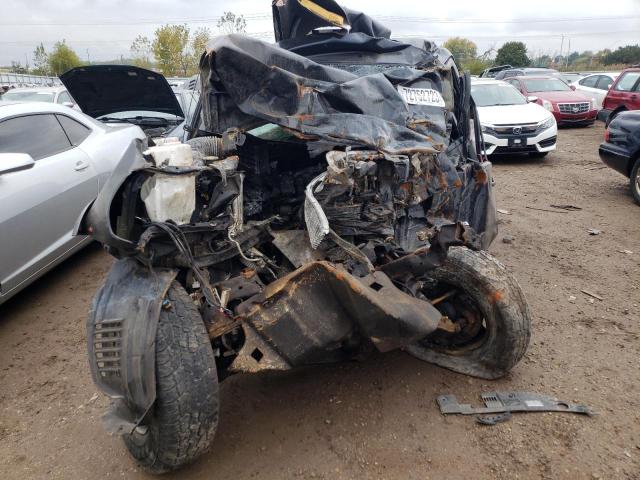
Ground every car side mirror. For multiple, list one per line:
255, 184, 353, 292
527, 96, 538, 103
62, 102, 75, 108
0, 153, 35, 175
607, 84, 612, 90
570, 85, 576, 91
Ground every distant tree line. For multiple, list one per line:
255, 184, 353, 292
6, 12, 246, 77
7, 19, 638, 78
442, 38, 640, 75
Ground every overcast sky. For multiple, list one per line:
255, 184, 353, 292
1, 0, 639, 66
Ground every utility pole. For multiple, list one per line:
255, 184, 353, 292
86, 49, 90, 64
565, 38, 570, 69
559, 35, 564, 65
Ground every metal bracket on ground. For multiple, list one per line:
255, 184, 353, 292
437, 392, 594, 418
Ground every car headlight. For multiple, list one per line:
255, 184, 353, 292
538, 116, 555, 130
591, 98, 597, 110
481, 123, 493, 133
542, 100, 554, 111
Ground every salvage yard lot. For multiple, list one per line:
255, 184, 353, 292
0, 123, 638, 480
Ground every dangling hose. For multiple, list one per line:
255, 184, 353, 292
187, 136, 224, 163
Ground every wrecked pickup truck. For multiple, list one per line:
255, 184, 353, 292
80, 0, 531, 473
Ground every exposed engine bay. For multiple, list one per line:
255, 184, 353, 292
93, 111, 494, 377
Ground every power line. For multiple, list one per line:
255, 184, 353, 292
0, 14, 273, 26
1, 28, 637, 46
395, 29, 639, 39
373, 14, 640, 24
0, 14, 638, 26
0, 32, 275, 46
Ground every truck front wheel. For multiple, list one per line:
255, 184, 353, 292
123, 282, 219, 473
407, 247, 531, 379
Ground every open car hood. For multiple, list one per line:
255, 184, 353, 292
60, 65, 184, 119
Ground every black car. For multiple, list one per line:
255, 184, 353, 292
495, 67, 561, 80
599, 110, 640, 204
479, 64, 512, 78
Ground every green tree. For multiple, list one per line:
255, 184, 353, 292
152, 24, 190, 76
32, 43, 49, 75
217, 11, 247, 34
602, 44, 640, 66
567, 51, 580, 66
189, 27, 211, 74
460, 57, 490, 75
48, 40, 82, 75
443, 37, 477, 64
531, 54, 551, 68
495, 41, 530, 67
130, 35, 154, 69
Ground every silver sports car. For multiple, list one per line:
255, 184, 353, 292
0, 102, 145, 305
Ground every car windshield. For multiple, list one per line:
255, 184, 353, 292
1, 91, 55, 102
523, 78, 571, 92
471, 83, 527, 107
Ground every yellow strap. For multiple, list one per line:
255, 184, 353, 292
299, 0, 344, 27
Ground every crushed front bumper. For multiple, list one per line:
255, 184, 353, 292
230, 260, 443, 372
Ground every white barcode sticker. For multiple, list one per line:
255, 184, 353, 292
397, 86, 445, 107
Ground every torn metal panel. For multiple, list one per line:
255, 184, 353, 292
271, 230, 326, 267
437, 392, 593, 416
233, 261, 442, 370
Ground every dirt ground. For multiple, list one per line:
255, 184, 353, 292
1, 123, 639, 480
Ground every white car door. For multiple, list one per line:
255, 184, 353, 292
576, 75, 606, 109
592, 75, 616, 109
0, 113, 98, 298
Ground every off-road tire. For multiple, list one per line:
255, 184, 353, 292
630, 158, 640, 206
123, 282, 219, 473
406, 247, 531, 379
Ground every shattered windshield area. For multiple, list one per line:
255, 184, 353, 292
471, 84, 527, 107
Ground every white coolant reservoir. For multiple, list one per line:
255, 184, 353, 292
141, 143, 196, 225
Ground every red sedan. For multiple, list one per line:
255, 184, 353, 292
505, 76, 598, 126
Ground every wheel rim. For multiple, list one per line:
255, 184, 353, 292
419, 282, 491, 354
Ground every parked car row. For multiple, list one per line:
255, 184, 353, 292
470, 71, 640, 205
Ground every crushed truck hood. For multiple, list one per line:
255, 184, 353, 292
60, 65, 184, 119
